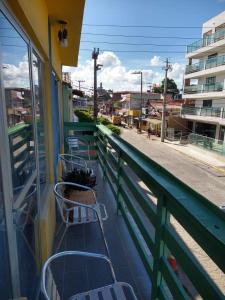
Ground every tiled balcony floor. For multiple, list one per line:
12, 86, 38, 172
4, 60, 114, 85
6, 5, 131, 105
50, 163, 151, 299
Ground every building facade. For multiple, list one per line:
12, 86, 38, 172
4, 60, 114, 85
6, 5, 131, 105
182, 11, 225, 141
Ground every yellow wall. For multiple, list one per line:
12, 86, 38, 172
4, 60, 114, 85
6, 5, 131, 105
7, 0, 62, 78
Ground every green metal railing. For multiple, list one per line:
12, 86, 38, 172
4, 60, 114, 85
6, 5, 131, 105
188, 133, 225, 155
64, 122, 97, 159
187, 27, 225, 53
64, 122, 225, 299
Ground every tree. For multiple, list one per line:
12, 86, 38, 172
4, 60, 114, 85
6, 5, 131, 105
152, 78, 179, 97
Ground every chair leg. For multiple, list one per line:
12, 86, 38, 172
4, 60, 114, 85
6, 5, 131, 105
55, 225, 68, 253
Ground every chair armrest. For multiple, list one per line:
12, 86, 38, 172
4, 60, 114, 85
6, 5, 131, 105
56, 182, 96, 200
59, 154, 88, 169
42, 251, 116, 290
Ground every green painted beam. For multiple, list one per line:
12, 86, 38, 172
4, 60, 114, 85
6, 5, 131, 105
120, 186, 155, 254
120, 167, 157, 227
119, 198, 153, 281
164, 225, 225, 300
161, 257, 189, 300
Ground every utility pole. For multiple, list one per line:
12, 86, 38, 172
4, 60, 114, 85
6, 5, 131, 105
132, 71, 143, 133
92, 48, 102, 121
161, 59, 172, 142
76, 80, 85, 91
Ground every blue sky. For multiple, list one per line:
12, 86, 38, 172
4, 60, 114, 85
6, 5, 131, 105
69, 0, 225, 92
80, 0, 225, 66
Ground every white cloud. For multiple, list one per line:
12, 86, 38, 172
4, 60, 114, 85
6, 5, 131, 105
63, 52, 184, 92
3, 54, 32, 88
169, 63, 185, 88
150, 55, 162, 67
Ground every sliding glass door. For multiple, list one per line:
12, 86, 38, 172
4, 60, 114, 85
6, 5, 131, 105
0, 6, 47, 299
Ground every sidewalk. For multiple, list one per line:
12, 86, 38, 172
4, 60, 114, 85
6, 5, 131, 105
164, 139, 225, 172
125, 127, 225, 172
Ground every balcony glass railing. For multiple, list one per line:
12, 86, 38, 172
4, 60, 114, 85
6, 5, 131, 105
184, 82, 224, 94
185, 55, 225, 74
181, 106, 223, 118
203, 82, 224, 92
63, 122, 225, 300
183, 85, 202, 94
187, 27, 225, 53
185, 61, 204, 74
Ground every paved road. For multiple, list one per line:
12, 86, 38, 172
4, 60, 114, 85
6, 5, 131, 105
120, 128, 225, 296
121, 128, 225, 207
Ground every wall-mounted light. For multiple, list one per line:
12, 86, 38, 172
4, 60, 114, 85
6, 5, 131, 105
58, 20, 68, 48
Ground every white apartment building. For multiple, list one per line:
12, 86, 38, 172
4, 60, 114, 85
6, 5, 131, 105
182, 11, 225, 142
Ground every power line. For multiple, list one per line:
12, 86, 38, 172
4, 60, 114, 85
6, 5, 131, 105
81, 32, 199, 40
80, 48, 186, 54
83, 23, 211, 29
81, 40, 187, 47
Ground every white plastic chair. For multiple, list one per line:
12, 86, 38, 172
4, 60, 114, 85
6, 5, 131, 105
54, 182, 107, 252
41, 251, 138, 300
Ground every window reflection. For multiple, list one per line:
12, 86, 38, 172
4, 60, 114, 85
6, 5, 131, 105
32, 52, 47, 188
0, 161, 13, 299
1, 12, 35, 191
13, 183, 39, 298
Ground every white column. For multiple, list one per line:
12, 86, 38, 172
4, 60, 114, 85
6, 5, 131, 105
192, 121, 196, 133
215, 123, 220, 143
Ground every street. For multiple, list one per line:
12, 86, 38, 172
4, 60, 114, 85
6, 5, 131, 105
121, 128, 225, 207
120, 128, 225, 296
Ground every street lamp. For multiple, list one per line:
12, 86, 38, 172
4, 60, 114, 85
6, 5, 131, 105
132, 71, 143, 133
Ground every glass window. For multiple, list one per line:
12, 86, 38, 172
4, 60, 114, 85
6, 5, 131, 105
0, 161, 13, 299
1, 11, 35, 194
203, 100, 212, 107
13, 182, 39, 298
32, 52, 47, 190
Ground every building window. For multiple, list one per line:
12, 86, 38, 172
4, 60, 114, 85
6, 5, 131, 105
203, 100, 212, 107
206, 77, 216, 85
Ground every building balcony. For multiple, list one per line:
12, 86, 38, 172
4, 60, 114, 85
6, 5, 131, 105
183, 82, 225, 99
187, 27, 225, 55
46, 121, 225, 300
180, 106, 225, 125
185, 55, 225, 76
181, 106, 223, 118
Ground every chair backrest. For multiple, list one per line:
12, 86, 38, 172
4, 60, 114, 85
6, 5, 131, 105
59, 154, 87, 177
67, 136, 79, 154
54, 183, 68, 224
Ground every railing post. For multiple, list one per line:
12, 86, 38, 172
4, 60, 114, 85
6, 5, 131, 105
102, 135, 108, 180
116, 150, 122, 215
221, 107, 224, 119
151, 195, 169, 299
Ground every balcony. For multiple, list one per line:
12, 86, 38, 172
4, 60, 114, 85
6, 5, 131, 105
187, 27, 225, 54
185, 55, 225, 75
50, 121, 225, 300
184, 82, 224, 94
181, 106, 223, 118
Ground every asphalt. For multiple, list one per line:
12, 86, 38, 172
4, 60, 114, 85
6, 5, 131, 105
120, 127, 225, 207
